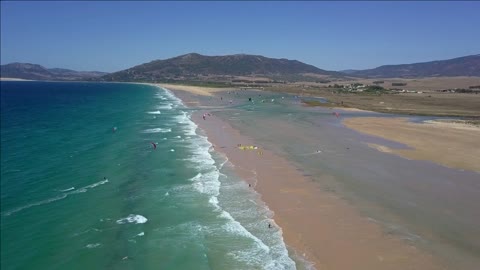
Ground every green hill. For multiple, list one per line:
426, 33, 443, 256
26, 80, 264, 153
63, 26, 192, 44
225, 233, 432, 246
102, 53, 340, 82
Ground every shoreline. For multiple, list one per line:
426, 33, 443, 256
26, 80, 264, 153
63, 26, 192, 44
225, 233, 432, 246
161, 84, 443, 269
156, 82, 479, 118
6, 80, 479, 118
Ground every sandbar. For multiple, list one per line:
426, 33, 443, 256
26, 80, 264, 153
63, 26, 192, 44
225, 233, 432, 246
154, 83, 232, 96
343, 117, 480, 172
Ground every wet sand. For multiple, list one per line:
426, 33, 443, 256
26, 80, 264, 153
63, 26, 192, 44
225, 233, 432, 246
165, 85, 445, 269
343, 117, 480, 172
196, 113, 443, 269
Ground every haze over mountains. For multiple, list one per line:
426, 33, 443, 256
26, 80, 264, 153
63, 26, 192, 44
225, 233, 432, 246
1, 54, 479, 82
347, 54, 480, 78
0, 63, 107, 81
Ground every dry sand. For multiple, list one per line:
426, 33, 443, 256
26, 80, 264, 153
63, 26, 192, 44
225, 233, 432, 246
343, 117, 480, 172
154, 83, 232, 96
0, 77, 33, 81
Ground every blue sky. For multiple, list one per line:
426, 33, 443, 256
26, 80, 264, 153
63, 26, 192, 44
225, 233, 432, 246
1, 1, 479, 72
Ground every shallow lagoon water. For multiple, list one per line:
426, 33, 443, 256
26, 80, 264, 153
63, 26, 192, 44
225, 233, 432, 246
212, 91, 480, 269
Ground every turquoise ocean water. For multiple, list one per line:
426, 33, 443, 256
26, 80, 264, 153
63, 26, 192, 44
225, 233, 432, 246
0, 82, 296, 270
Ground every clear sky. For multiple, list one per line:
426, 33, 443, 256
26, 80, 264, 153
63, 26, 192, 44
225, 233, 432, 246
1, 1, 479, 72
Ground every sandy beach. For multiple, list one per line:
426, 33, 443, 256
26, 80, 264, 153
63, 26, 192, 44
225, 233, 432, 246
343, 117, 480, 172
0, 77, 34, 81
157, 83, 232, 97
163, 84, 447, 269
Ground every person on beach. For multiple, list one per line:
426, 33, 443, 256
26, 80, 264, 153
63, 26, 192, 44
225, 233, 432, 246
268, 223, 272, 229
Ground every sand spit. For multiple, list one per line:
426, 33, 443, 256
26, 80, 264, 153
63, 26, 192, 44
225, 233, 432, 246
343, 117, 480, 172
153, 83, 232, 96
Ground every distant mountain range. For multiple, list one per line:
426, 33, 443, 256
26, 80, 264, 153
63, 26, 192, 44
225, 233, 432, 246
2, 54, 479, 82
101, 53, 339, 82
346, 54, 480, 78
0, 63, 107, 81
339, 69, 359, 75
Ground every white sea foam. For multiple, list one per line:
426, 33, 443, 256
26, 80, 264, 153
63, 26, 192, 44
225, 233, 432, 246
71, 188, 88, 193
116, 214, 148, 224
60, 187, 75, 192
174, 103, 275, 261
84, 179, 108, 189
161, 88, 183, 105
155, 86, 296, 269
184, 121, 198, 136
154, 93, 167, 100
170, 149, 175, 152
86, 243, 101, 249
3, 179, 110, 216
219, 211, 270, 252
156, 104, 173, 110
174, 111, 189, 124
142, 128, 171, 133
208, 196, 219, 206
3, 194, 68, 216
147, 111, 161, 114
189, 171, 220, 197
137, 232, 145, 237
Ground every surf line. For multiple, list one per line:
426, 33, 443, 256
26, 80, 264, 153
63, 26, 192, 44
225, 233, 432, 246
3, 178, 110, 216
